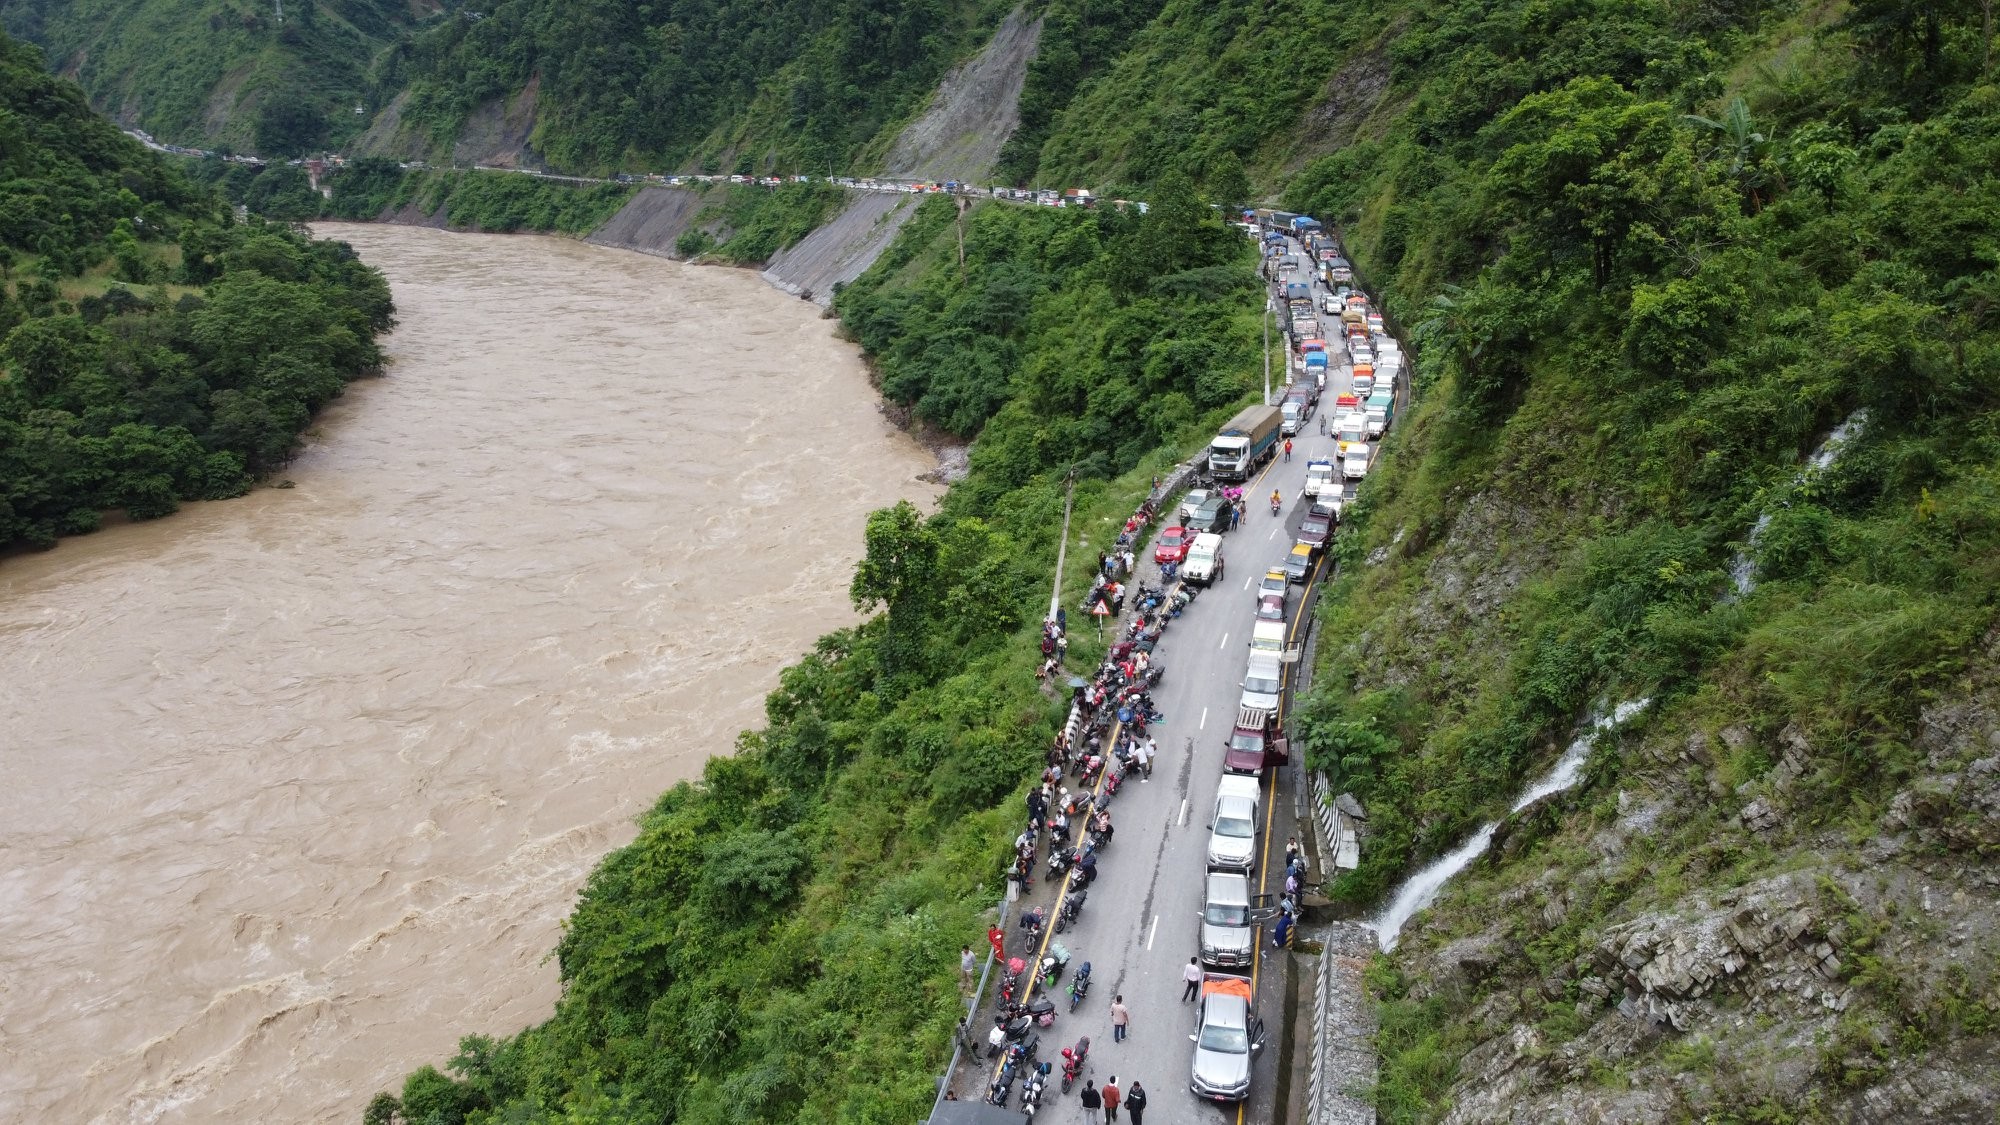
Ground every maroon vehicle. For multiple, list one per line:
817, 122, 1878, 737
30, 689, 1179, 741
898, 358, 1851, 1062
1223, 710, 1290, 775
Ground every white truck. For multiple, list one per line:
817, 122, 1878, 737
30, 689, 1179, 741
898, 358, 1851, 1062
1303, 458, 1335, 498
1342, 444, 1372, 480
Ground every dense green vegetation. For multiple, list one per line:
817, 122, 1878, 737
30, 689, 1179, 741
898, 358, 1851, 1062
0, 0, 424, 153
0, 30, 392, 549
363, 180, 1260, 1125
692, 181, 848, 264
322, 161, 636, 232
380, 0, 1007, 173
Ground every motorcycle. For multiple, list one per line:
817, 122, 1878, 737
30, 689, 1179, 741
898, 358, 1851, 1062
1059, 1034, 1091, 1092
1102, 766, 1125, 801
1272, 498, 1283, 516
1039, 942, 1071, 989
1067, 962, 1093, 1013
1055, 888, 1087, 933
1020, 1062, 1051, 1117
1047, 846, 1077, 878
1027, 994, 1058, 1029
999, 956, 1027, 1004
1078, 754, 1105, 787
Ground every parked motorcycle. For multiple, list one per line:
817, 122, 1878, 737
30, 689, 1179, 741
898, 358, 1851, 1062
1059, 1034, 1091, 1092
1027, 994, 1058, 1028
1039, 944, 1071, 989
1020, 1062, 1051, 1117
1055, 888, 1087, 933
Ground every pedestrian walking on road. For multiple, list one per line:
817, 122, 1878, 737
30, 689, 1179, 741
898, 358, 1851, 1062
1102, 1076, 1121, 1122
1109, 996, 1130, 1042
1182, 957, 1202, 1001
1080, 1081, 1102, 1116
1125, 1081, 1148, 1125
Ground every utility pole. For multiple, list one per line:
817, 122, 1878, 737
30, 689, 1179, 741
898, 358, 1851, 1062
956, 196, 968, 277
1262, 294, 1273, 406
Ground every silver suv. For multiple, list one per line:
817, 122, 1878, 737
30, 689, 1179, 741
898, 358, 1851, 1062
1189, 972, 1267, 1102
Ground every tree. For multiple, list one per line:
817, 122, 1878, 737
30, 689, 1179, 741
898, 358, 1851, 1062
1205, 151, 1253, 210
254, 87, 329, 157
3, 315, 98, 399
850, 500, 942, 675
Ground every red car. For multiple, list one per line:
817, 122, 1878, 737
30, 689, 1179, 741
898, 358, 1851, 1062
1154, 525, 1193, 565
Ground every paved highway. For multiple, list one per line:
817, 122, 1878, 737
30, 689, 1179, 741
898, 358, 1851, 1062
974, 234, 1361, 1121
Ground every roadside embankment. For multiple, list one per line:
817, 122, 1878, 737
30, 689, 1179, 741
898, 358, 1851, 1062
584, 185, 705, 258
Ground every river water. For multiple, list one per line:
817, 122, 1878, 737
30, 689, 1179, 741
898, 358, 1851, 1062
0, 225, 937, 1123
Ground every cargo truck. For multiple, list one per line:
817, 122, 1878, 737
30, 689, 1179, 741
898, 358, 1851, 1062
1208, 404, 1283, 481
1366, 392, 1394, 437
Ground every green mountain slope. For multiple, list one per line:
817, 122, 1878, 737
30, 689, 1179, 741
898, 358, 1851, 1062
0, 29, 393, 549
0, 0, 425, 154
381, 0, 1006, 172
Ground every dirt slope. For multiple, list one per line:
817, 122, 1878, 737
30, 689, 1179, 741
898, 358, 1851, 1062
880, 6, 1041, 179
584, 187, 706, 258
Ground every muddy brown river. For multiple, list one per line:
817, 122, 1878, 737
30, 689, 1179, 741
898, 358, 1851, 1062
0, 225, 937, 1123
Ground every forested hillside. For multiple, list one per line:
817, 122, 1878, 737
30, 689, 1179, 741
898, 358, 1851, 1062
0, 0, 423, 154
0, 31, 392, 550
381, 0, 1005, 172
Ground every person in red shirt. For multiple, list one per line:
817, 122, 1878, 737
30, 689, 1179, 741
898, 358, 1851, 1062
1101, 1076, 1122, 1122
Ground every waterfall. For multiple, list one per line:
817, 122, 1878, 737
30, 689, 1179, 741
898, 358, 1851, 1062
1726, 410, 1868, 598
1370, 699, 1650, 951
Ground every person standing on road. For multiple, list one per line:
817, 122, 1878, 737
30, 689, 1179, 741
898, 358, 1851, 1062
1124, 1081, 1148, 1124
1273, 906, 1295, 949
1284, 437, 1293, 461
1182, 957, 1203, 1001
1079, 1080, 1102, 1117
1109, 995, 1130, 1042
1102, 1076, 1121, 1123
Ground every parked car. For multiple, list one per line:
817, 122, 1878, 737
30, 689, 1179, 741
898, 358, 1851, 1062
1190, 496, 1233, 534
1239, 651, 1284, 714
1223, 711, 1289, 775
1296, 506, 1334, 550
1190, 972, 1267, 1102
1154, 525, 1194, 565
1178, 488, 1213, 524
1198, 873, 1256, 968
1255, 592, 1285, 622
1206, 775, 1262, 872
1284, 541, 1315, 584
1257, 568, 1288, 600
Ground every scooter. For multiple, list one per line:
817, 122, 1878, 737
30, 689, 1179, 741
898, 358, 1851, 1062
1039, 943, 1071, 988
1027, 994, 1058, 1029
1272, 497, 1283, 516
1059, 1034, 1091, 1092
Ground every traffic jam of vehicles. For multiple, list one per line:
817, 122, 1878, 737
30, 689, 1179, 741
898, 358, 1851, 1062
967, 209, 1400, 1118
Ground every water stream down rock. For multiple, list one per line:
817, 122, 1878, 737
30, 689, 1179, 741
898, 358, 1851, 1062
1370, 699, 1651, 951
